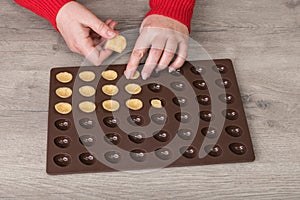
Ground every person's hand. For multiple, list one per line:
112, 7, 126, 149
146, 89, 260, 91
56, 1, 118, 65
125, 15, 189, 80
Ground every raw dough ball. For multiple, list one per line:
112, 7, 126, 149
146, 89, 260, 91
79, 71, 96, 82
55, 102, 72, 114
102, 100, 120, 112
125, 83, 142, 95
104, 35, 127, 53
56, 72, 73, 83
79, 86, 96, 97
126, 99, 143, 111
79, 101, 96, 113
102, 85, 119, 96
55, 87, 72, 98
101, 70, 118, 81
151, 99, 163, 108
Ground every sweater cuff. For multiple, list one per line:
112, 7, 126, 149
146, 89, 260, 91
14, 0, 74, 30
145, 0, 195, 32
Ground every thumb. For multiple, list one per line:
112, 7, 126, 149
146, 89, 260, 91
86, 15, 117, 39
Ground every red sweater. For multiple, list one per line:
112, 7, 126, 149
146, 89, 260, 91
14, 0, 195, 31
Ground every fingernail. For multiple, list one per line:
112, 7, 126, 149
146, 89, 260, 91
168, 67, 175, 73
124, 69, 134, 79
141, 72, 150, 80
107, 30, 116, 37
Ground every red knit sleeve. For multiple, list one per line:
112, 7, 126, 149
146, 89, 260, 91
146, 0, 196, 32
14, 0, 74, 29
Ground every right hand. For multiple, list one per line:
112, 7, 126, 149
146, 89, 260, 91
56, 1, 118, 65
125, 15, 189, 80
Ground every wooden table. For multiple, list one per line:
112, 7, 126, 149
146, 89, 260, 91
0, 0, 299, 199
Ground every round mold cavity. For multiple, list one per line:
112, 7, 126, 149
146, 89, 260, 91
153, 130, 170, 142
170, 68, 184, 76
104, 151, 121, 163
196, 95, 211, 105
170, 81, 185, 91
204, 144, 222, 157
212, 64, 228, 74
219, 94, 234, 104
127, 115, 144, 126
79, 118, 94, 129
79, 152, 96, 165
155, 148, 172, 160
199, 111, 214, 122
104, 133, 121, 145
225, 126, 242, 137
229, 143, 247, 155
55, 119, 71, 130
79, 135, 96, 147
177, 129, 194, 140
128, 132, 145, 144
147, 83, 162, 93
151, 113, 167, 125
130, 149, 146, 162
201, 127, 218, 138
54, 136, 71, 148
193, 80, 207, 90
180, 146, 197, 159
53, 154, 71, 167
103, 116, 119, 128
215, 79, 232, 89
172, 97, 188, 107
175, 112, 192, 123
223, 109, 239, 120
190, 65, 206, 75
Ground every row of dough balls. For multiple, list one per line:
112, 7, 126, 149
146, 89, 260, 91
56, 69, 140, 83
55, 83, 142, 99
55, 98, 163, 114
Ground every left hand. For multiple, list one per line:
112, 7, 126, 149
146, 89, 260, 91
56, 1, 119, 66
124, 15, 189, 80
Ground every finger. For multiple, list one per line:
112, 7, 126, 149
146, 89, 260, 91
108, 21, 118, 30
91, 19, 118, 36
151, 36, 167, 50
156, 39, 177, 72
124, 48, 148, 79
95, 20, 119, 46
105, 18, 113, 25
157, 51, 175, 72
125, 34, 151, 79
132, 30, 153, 50
169, 42, 188, 71
164, 38, 178, 53
105, 18, 118, 30
142, 48, 164, 80
83, 14, 117, 39
97, 20, 119, 46
140, 36, 166, 79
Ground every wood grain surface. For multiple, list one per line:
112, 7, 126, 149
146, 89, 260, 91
0, 0, 299, 199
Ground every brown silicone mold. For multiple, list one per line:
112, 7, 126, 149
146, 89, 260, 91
47, 59, 255, 175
